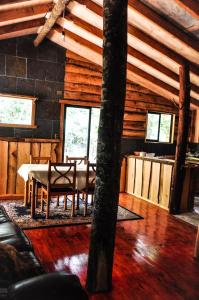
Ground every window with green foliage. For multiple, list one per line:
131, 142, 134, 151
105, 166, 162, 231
64, 106, 100, 162
146, 112, 174, 143
0, 94, 37, 128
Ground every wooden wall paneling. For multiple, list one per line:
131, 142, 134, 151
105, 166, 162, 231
66, 63, 102, 77
51, 142, 59, 162
159, 164, 173, 209
7, 142, 18, 194
120, 158, 126, 192
40, 142, 52, 158
125, 157, 135, 195
134, 158, 143, 197
31, 142, 41, 159
65, 72, 102, 85
65, 82, 101, 95
0, 141, 8, 195
64, 54, 179, 139
142, 160, 152, 199
149, 162, 161, 203
16, 142, 31, 194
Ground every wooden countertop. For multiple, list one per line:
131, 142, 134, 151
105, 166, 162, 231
127, 155, 199, 167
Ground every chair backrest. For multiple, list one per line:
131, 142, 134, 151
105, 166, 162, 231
85, 161, 96, 191
47, 161, 76, 191
65, 156, 88, 165
30, 154, 51, 164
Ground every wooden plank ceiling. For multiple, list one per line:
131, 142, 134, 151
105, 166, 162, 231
0, 0, 199, 108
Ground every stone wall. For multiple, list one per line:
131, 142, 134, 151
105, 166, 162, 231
0, 35, 65, 139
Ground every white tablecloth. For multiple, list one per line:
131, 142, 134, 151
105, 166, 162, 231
18, 164, 92, 190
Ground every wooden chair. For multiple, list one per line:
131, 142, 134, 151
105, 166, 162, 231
40, 161, 76, 219
77, 162, 96, 216
65, 156, 88, 165
29, 154, 51, 207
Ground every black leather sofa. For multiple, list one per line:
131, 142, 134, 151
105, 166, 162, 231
0, 206, 88, 300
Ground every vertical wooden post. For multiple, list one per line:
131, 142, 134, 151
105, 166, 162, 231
86, 0, 128, 293
170, 62, 190, 214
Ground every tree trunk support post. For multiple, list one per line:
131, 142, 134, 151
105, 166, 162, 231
170, 62, 191, 214
86, 0, 128, 293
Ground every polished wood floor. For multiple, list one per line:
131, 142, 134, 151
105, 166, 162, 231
25, 193, 199, 300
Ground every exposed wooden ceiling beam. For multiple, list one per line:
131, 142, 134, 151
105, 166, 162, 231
0, 18, 45, 39
89, 0, 199, 64
175, 0, 199, 20
71, 1, 199, 87
0, 0, 53, 12
0, 3, 52, 27
34, 0, 71, 47
128, 0, 199, 64
48, 28, 199, 108
58, 13, 199, 100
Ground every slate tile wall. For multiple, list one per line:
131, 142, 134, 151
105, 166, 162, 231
0, 35, 66, 139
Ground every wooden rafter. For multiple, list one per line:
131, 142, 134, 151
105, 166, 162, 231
56, 15, 199, 101
71, 1, 199, 86
175, 0, 199, 20
48, 28, 199, 108
128, 0, 199, 64
0, 18, 45, 39
0, 3, 52, 27
33, 0, 71, 47
84, 0, 199, 64
0, 0, 53, 12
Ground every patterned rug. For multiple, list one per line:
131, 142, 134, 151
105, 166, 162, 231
0, 198, 143, 230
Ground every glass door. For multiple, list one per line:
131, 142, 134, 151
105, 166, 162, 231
64, 106, 100, 161
64, 107, 90, 158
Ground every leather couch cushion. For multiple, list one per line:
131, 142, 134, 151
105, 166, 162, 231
0, 223, 32, 251
8, 272, 89, 300
0, 207, 10, 224
0, 244, 42, 285
19, 251, 44, 274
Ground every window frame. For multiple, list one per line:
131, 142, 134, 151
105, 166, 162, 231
0, 93, 37, 128
145, 111, 175, 144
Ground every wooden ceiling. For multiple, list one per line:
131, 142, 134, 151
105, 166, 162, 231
0, 0, 199, 108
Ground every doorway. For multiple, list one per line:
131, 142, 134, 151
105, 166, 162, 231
64, 106, 100, 162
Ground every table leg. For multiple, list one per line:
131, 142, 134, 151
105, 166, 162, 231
24, 181, 29, 207
31, 178, 36, 219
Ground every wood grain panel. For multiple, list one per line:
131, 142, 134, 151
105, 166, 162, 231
0, 139, 61, 197
125, 157, 135, 195
149, 162, 161, 203
0, 141, 8, 194
159, 164, 173, 208
16, 142, 31, 194
134, 158, 143, 196
7, 142, 18, 194
142, 160, 152, 198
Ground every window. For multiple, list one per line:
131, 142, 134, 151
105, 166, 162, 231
64, 106, 100, 162
0, 94, 37, 128
146, 112, 174, 143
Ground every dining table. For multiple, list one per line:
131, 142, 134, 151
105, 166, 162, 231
17, 163, 92, 210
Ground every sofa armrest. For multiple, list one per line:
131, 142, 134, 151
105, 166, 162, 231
8, 272, 88, 300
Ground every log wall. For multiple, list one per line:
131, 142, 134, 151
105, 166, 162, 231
64, 51, 179, 139
0, 139, 60, 198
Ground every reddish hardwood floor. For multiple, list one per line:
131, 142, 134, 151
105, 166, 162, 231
25, 193, 199, 300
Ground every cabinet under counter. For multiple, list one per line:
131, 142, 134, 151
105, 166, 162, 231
126, 155, 174, 210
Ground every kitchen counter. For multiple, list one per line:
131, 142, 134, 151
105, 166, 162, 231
126, 155, 199, 211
